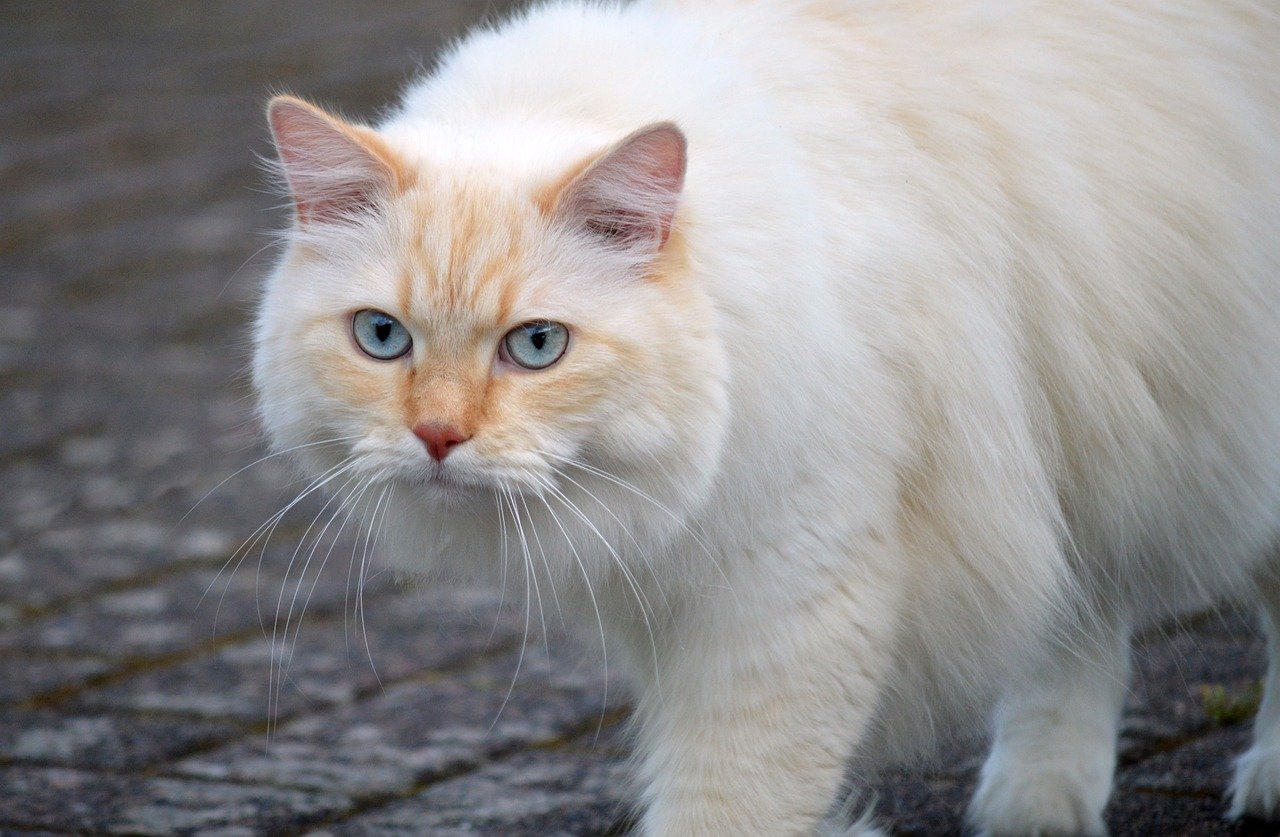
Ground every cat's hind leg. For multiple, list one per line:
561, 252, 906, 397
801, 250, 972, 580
966, 613, 1130, 837
1228, 569, 1280, 821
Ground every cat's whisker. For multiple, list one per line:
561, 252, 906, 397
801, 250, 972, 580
198, 452, 356, 611
515, 489, 564, 635
524, 480, 611, 741
544, 463, 673, 620
183, 435, 359, 528
528, 468, 663, 699
280, 470, 374, 664
356, 480, 395, 693
270, 464, 365, 728
251, 464, 346, 638
205, 456, 359, 648
538, 450, 738, 607
484, 486, 512, 652
281, 473, 378, 688
216, 236, 284, 302
538, 450, 711, 551
505, 486, 548, 641
490, 485, 534, 731
346, 482, 390, 656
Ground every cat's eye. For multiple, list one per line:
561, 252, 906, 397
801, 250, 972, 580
502, 320, 569, 370
352, 309, 412, 360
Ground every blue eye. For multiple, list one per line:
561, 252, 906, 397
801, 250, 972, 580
352, 309, 412, 360
503, 321, 569, 370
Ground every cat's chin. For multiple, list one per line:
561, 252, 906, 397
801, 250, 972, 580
402, 471, 488, 507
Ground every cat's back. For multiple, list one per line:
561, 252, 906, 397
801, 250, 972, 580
393, 0, 1280, 260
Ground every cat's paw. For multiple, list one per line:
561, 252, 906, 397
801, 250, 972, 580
1228, 743, 1280, 821
966, 763, 1108, 836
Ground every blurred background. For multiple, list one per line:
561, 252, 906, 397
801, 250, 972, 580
0, 1, 1273, 834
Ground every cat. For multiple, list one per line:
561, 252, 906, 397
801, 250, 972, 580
251, 0, 1280, 833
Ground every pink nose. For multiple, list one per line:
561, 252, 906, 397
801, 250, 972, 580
413, 423, 469, 462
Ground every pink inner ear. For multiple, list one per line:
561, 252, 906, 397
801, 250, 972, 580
557, 122, 687, 250
268, 97, 397, 225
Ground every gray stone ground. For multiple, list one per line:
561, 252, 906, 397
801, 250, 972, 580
1, 1, 1277, 834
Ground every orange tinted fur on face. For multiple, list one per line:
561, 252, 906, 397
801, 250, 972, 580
352, 125, 414, 192
307, 158, 625, 467
535, 149, 606, 214
402, 370, 478, 446
315, 331, 394, 410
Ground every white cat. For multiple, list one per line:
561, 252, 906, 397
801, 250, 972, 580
252, 0, 1280, 833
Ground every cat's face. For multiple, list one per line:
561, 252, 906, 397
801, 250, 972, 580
253, 98, 727, 563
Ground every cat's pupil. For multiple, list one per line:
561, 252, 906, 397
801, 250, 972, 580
530, 329, 547, 351
375, 321, 391, 342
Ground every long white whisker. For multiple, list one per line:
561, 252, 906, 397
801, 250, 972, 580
526, 483, 611, 741
270, 463, 362, 730
358, 481, 395, 692
516, 489, 564, 633
200, 454, 354, 613
282, 473, 377, 682
532, 469, 662, 699
181, 435, 360, 527
347, 482, 390, 655
546, 464, 673, 619
542, 451, 737, 606
489, 485, 544, 732
486, 487, 512, 650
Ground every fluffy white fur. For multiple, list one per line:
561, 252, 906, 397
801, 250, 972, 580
254, 1, 1280, 833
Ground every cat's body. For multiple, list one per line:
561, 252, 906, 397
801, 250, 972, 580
254, 0, 1280, 833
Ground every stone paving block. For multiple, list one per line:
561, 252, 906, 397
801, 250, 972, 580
0, 522, 237, 617
1119, 725, 1250, 796
174, 680, 599, 798
312, 750, 631, 837
0, 766, 351, 835
73, 638, 355, 722
869, 755, 1264, 837
76, 587, 516, 721
1102, 789, 1253, 836
1132, 610, 1265, 699
0, 709, 240, 770
0, 461, 77, 539
0, 654, 111, 705
871, 773, 971, 836
0, 542, 389, 659
1122, 626, 1266, 765
0, 381, 121, 458
0, 538, 136, 612
173, 644, 611, 797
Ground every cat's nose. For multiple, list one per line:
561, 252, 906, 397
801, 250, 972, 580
412, 422, 470, 462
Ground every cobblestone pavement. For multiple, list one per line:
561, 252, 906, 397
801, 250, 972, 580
1, 2, 1277, 834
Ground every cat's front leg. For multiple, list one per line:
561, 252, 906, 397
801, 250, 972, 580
966, 613, 1130, 837
631, 578, 895, 836
1228, 569, 1280, 821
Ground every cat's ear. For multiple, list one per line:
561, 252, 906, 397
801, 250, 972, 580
267, 95, 406, 225
552, 122, 687, 254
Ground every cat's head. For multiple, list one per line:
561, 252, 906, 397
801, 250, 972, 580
253, 97, 728, 571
